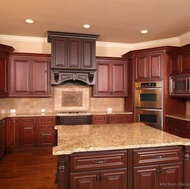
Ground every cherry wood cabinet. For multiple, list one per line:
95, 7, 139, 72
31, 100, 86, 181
166, 117, 190, 138
9, 53, 51, 97
38, 116, 56, 146
133, 146, 183, 189
93, 57, 128, 97
92, 114, 133, 124
168, 44, 190, 76
6, 116, 56, 151
6, 117, 20, 151
70, 150, 127, 189
20, 117, 37, 148
134, 51, 164, 81
0, 119, 6, 159
0, 44, 14, 97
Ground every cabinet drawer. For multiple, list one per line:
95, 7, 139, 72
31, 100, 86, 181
39, 124, 54, 130
20, 117, 37, 125
133, 147, 182, 166
38, 116, 55, 124
166, 117, 189, 129
92, 115, 108, 124
71, 150, 127, 171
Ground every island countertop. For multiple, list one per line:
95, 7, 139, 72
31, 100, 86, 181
53, 122, 190, 155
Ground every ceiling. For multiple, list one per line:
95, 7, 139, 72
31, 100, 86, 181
1, 0, 190, 44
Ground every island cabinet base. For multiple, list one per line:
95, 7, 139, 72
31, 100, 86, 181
56, 146, 190, 189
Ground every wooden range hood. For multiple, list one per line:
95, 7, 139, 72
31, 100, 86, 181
48, 31, 99, 85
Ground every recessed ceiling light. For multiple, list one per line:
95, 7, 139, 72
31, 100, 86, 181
83, 24, 91, 29
25, 19, 34, 24
141, 30, 148, 34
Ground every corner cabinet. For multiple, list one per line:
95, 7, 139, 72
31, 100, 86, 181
93, 57, 128, 97
9, 53, 51, 97
0, 44, 14, 97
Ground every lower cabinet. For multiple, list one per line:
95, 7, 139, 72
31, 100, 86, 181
6, 116, 56, 150
133, 146, 183, 189
166, 117, 190, 138
70, 150, 127, 189
0, 119, 6, 159
92, 114, 133, 124
70, 168, 127, 189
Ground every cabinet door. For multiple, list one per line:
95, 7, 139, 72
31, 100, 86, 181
70, 171, 99, 189
68, 38, 81, 69
82, 39, 96, 69
6, 117, 20, 150
134, 54, 148, 81
20, 117, 37, 148
148, 52, 163, 80
181, 51, 190, 74
0, 53, 8, 97
10, 56, 31, 95
51, 37, 68, 68
94, 63, 110, 96
0, 120, 6, 159
134, 165, 159, 189
169, 55, 180, 76
92, 115, 108, 124
31, 57, 51, 96
159, 163, 183, 189
111, 63, 127, 96
101, 168, 127, 189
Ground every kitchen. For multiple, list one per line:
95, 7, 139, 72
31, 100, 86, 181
1, 0, 190, 189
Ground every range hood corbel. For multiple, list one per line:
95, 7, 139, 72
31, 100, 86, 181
51, 69, 96, 85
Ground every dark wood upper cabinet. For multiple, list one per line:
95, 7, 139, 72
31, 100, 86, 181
93, 57, 128, 97
48, 31, 99, 85
0, 44, 14, 97
48, 32, 98, 70
134, 51, 163, 81
168, 44, 190, 76
9, 53, 51, 97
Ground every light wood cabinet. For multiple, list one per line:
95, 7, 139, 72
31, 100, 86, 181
9, 53, 51, 97
93, 57, 128, 97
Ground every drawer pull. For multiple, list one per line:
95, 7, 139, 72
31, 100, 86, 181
153, 155, 165, 159
92, 160, 107, 164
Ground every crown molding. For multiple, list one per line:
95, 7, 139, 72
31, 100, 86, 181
1, 31, 190, 49
0, 35, 47, 43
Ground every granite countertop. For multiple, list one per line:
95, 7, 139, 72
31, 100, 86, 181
53, 122, 190, 155
0, 111, 133, 120
166, 114, 190, 121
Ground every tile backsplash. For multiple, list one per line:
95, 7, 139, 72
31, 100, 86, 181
0, 86, 125, 114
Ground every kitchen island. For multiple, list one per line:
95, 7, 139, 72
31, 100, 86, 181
54, 122, 190, 189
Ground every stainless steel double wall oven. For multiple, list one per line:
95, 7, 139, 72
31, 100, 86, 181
134, 81, 163, 130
